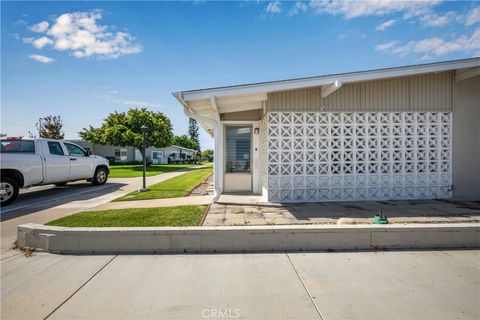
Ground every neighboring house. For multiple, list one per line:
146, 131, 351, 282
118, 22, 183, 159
133, 145, 197, 164
173, 58, 480, 202
67, 140, 196, 164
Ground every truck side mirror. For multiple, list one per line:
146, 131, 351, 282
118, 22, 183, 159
85, 150, 92, 156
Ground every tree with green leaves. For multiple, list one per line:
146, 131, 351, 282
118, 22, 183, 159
188, 118, 200, 151
201, 148, 214, 161
79, 108, 173, 161
35, 115, 65, 139
172, 134, 199, 151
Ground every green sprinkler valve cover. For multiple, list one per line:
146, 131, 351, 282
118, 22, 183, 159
375, 210, 388, 224
374, 215, 389, 224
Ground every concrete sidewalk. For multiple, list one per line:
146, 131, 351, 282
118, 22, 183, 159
2, 250, 479, 319
90, 195, 214, 210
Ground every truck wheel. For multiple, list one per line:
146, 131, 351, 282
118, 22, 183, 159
92, 167, 108, 185
0, 177, 19, 207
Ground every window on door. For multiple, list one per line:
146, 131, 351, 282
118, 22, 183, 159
47, 142, 65, 156
64, 143, 86, 157
225, 126, 251, 173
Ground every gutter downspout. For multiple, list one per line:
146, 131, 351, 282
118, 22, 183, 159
173, 93, 222, 201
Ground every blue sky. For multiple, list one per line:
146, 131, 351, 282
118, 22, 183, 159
2, 1, 479, 149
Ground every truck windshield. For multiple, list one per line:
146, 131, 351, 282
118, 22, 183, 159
1, 140, 35, 153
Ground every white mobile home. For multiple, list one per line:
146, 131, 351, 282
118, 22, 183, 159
174, 58, 480, 202
67, 140, 196, 164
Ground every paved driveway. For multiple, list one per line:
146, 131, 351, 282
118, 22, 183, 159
1, 250, 478, 319
0, 168, 205, 260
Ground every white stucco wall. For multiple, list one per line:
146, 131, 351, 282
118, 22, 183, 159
452, 75, 480, 199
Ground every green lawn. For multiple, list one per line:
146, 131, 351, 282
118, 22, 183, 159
109, 163, 199, 178
46, 205, 207, 227
115, 167, 213, 201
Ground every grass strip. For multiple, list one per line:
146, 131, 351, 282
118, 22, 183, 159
115, 167, 213, 201
46, 205, 207, 227
109, 163, 200, 178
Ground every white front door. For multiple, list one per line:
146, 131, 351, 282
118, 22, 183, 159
224, 125, 252, 192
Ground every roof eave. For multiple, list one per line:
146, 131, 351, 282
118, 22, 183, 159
172, 92, 216, 138
178, 58, 480, 101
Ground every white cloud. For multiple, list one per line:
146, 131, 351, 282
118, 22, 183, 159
29, 54, 54, 64
29, 21, 49, 33
32, 36, 53, 49
118, 100, 154, 107
465, 7, 480, 26
419, 11, 458, 27
266, 1, 282, 14
99, 91, 160, 108
288, 2, 309, 17
265, 0, 475, 33
376, 19, 396, 31
375, 28, 480, 58
375, 40, 399, 51
25, 10, 142, 59
309, 0, 440, 19
260, 0, 470, 32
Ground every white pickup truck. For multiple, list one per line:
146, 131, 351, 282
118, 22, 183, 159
1, 138, 110, 206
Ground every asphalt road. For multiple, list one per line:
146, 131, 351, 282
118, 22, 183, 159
0, 169, 200, 260
2, 250, 479, 319
0, 181, 127, 259
1, 182, 124, 220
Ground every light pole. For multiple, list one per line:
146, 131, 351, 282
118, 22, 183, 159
138, 125, 149, 192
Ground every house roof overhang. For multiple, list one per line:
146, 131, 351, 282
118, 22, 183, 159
173, 58, 480, 137
170, 145, 197, 153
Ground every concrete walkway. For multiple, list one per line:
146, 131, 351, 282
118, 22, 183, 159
205, 199, 480, 226
2, 250, 478, 319
1, 165, 209, 260
90, 195, 214, 210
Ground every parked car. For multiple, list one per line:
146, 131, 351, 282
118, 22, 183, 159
0, 137, 110, 206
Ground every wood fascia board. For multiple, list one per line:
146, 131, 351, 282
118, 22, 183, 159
180, 59, 480, 101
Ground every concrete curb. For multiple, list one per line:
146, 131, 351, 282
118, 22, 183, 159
17, 223, 480, 254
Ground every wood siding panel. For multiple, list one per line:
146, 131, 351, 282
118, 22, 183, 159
267, 71, 454, 112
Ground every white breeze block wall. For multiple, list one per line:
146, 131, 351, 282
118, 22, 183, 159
267, 112, 452, 202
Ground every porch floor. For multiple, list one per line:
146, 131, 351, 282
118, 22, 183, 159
216, 194, 264, 205
204, 198, 480, 226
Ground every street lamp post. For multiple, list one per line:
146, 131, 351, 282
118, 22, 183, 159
138, 125, 149, 192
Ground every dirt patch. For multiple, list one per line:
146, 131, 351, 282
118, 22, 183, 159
12, 241, 36, 257
189, 174, 213, 196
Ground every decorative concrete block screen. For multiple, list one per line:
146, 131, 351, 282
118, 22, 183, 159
267, 112, 452, 202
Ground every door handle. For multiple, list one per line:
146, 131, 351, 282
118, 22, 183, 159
70, 158, 77, 161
